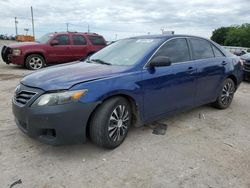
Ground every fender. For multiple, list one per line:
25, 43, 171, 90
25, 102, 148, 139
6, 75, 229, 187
23, 49, 47, 62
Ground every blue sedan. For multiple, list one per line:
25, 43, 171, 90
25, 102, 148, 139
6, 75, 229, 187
12, 35, 243, 148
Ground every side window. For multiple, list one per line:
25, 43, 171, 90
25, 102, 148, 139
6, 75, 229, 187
54, 35, 69, 45
88, 36, 106, 45
190, 38, 214, 59
212, 45, 224, 57
73, 35, 87, 45
154, 38, 190, 63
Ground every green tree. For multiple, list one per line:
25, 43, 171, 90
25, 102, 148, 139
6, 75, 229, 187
211, 27, 232, 45
211, 23, 250, 47
224, 24, 250, 47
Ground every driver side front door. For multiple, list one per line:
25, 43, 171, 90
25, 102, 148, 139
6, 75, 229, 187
142, 38, 197, 122
47, 35, 71, 63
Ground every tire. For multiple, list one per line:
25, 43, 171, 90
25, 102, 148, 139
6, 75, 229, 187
25, 54, 45, 70
89, 97, 132, 149
212, 78, 235, 109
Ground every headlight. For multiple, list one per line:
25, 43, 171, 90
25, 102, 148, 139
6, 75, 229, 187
31, 89, 88, 107
12, 49, 22, 56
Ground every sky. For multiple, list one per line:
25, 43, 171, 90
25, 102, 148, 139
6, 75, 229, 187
0, 0, 249, 41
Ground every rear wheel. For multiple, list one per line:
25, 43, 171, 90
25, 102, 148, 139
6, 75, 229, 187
25, 54, 45, 70
89, 97, 132, 149
212, 78, 235, 109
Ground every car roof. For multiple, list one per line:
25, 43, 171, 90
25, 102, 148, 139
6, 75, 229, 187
53, 32, 103, 37
128, 34, 232, 57
129, 34, 209, 41
241, 53, 250, 59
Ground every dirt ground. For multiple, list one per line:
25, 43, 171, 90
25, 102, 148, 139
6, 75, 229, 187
0, 40, 250, 188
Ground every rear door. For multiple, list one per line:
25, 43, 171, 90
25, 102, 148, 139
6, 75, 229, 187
142, 38, 197, 121
47, 34, 71, 63
188, 37, 227, 105
69, 35, 89, 61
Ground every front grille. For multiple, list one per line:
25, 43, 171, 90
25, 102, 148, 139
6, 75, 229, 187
15, 90, 37, 106
1, 46, 12, 63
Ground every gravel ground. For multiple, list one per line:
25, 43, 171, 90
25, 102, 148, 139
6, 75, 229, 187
0, 40, 250, 188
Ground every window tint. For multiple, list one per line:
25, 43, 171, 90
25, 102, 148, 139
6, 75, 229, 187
55, 35, 69, 45
90, 38, 161, 66
73, 35, 87, 45
154, 38, 190, 63
212, 45, 224, 57
190, 38, 214, 59
88, 36, 106, 45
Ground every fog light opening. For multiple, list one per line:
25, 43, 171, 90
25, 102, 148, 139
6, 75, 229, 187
41, 128, 56, 138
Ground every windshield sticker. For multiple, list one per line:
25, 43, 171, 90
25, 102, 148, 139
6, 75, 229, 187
136, 39, 154, 43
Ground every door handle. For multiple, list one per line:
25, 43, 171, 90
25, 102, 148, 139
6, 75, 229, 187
186, 67, 195, 74
221, 61, 227, 65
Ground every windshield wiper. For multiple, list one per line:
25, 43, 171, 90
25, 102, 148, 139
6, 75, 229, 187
91, 59, 112, 65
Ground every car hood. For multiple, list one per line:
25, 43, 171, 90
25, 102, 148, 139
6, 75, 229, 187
21, 61, 129, 91
8, 42, 40, 48
241, 54, 250, 60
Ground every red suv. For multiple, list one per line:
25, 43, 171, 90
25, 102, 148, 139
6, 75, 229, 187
1, 32, 106, 70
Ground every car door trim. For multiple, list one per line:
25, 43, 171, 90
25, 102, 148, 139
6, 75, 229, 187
143, 36, 225, 69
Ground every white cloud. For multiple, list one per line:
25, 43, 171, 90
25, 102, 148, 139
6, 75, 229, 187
0, 0, 249, 40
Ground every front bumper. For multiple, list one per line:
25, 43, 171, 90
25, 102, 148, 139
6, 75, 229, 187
1, 46, 24, 65
1, 46, 11, 64
12, 84, 98, 145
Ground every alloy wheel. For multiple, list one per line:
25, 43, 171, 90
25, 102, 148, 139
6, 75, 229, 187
29, 57, 43, 70
221, 82, 234, 105
108, 105, 129, 142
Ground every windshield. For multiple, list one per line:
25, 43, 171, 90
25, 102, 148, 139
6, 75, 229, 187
36, 33, 54, 44
88, 38, 162, 66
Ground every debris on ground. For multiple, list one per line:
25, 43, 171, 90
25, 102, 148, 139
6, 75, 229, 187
199, 113, 206, 120
10, 179, 22, 188
224, 143, 234, 148
146, 122, 168, 135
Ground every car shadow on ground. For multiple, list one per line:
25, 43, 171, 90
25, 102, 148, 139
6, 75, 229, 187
0, 63, 24, 69
20, 104, 219, 161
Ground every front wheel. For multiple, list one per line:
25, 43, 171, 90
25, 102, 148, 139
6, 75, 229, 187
25, 54, 45, 70
89, 97, 132, 149
212, 78, 235, 109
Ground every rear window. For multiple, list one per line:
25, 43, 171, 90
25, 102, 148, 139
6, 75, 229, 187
88, 36, 106, 45
73, 35, 87, 45
212, 45, 224, 57
190, 38, 214, 60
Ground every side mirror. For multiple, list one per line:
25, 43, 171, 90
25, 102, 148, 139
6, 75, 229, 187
149, 56, 172, 67
50, 39, 59, 46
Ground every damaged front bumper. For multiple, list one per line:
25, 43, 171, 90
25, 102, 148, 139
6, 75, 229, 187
1, 46, 24, 65
1, 45, 12, 64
